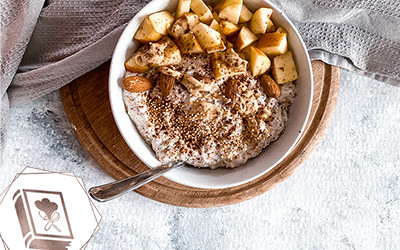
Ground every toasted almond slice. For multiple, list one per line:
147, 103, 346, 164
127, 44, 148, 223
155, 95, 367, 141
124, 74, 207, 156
123, 76, 154, 93
188, 101, 222, 120
159, 66, 184, 81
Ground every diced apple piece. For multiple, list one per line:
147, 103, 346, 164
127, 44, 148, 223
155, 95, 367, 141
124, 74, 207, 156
250, 7, 273, 34
176, 0, 191, 18
266, 19, 275, 32
152, 37, 182, 66
220, 20, 240, 37
239, 5, 253, 23
160, 41, 182, 66
209, 19, 220, 31
190, 0, 213, 23
192, 22, 223, 49
134, 17, 163, 43
125, 56, 150, 73
235, 26, 258, 51
218, 0, 243, 24
184, 13, 200, 28
211, 48, 247, 78
275, 27, 288, 35
250, 47, 271, 76
257, 32, 287, 57
148, 11, 175, 35
271, 51, 298, 84
176, 32, 205, 53
205, 41, 226, 53
241, 42, 256, 60
209, 19, 227, 41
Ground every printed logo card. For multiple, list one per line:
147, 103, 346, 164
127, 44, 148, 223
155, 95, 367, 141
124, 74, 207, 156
0, 167, 101, 250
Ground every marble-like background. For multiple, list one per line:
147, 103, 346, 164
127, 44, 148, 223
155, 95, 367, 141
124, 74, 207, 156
1, 69, 399, 249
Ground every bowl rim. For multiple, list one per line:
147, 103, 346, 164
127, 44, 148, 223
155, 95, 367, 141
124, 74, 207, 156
109, 0, 313, 189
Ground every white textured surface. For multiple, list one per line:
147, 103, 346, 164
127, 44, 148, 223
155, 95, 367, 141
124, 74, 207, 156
1, 69, 400, 249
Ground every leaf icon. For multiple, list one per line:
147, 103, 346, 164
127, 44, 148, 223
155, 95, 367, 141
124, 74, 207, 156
35, 198, 58, 219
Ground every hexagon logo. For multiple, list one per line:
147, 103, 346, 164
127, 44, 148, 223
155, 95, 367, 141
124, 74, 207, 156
0, 167, 101, 249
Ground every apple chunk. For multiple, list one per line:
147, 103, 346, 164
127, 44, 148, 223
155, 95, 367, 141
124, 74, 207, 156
205, 42, 226, 53
239, 5, 253, 23
220, 20, 240, 37
176, 32, 205, 53
152, 37, 182, 66
209, 19, 220, 31
134, 11, 175, 43
275, 27, 288, 35
271, 51, 298, 84
192, 22, 224, 50
176, 0, 191, 18
266, 19, 275, 32
184, 12, 200, 28
257, 32, 287, 57
125, 56, 150, 73
235, 26, 258, 51
218, 0, 243, 24
134, 17, 163, 43
241, 42, 257, 60
190, 0, 213, 23
148, 11, 175, 35
250, 47, 271, 76
250, 7, 273, 34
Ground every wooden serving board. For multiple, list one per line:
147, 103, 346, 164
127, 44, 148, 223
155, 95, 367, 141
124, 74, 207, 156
60, 60, 340, 208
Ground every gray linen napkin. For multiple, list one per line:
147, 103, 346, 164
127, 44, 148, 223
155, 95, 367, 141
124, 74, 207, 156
1, 0, 399, 152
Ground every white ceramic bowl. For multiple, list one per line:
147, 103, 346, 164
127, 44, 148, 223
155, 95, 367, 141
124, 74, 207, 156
109, 0, 313, 189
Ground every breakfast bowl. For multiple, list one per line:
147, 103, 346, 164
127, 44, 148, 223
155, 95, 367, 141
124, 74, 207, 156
109, 0, 313, 189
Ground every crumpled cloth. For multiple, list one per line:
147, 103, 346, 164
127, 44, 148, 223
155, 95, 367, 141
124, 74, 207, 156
1, 0, 399, 152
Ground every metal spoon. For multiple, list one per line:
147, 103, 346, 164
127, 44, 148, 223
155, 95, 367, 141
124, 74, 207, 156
88, 162, 184, 202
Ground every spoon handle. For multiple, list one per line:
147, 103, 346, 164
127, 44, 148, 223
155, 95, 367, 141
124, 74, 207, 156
89, 162, 183, 202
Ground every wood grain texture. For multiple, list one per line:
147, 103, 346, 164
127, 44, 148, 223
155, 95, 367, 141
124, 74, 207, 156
60, 60, 340, 207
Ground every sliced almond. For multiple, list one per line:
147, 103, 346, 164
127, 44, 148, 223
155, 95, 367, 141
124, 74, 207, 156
189, 101, 222, 120
225, 79, 241, 104
181, 74, 213, 97
159, 66, 183, 81
160, 73, 175, 96
260, 74, 281, 98
123, 76, 153, 93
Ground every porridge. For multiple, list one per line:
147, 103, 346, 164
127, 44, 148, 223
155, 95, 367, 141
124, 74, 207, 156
121, 0, 299, 169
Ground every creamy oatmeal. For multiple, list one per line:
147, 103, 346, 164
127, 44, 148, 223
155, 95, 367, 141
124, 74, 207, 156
123, 53, 296, 169
122, 1, 300, 169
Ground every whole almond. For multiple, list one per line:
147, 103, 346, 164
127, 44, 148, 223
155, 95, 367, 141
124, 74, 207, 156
260, 74, 281, 98
122, 76, 153, 93
160, 73, 175, 96
225, 79, 241, 104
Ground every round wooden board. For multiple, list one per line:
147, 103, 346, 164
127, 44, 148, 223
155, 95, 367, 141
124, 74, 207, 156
60, 60, 340, 208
